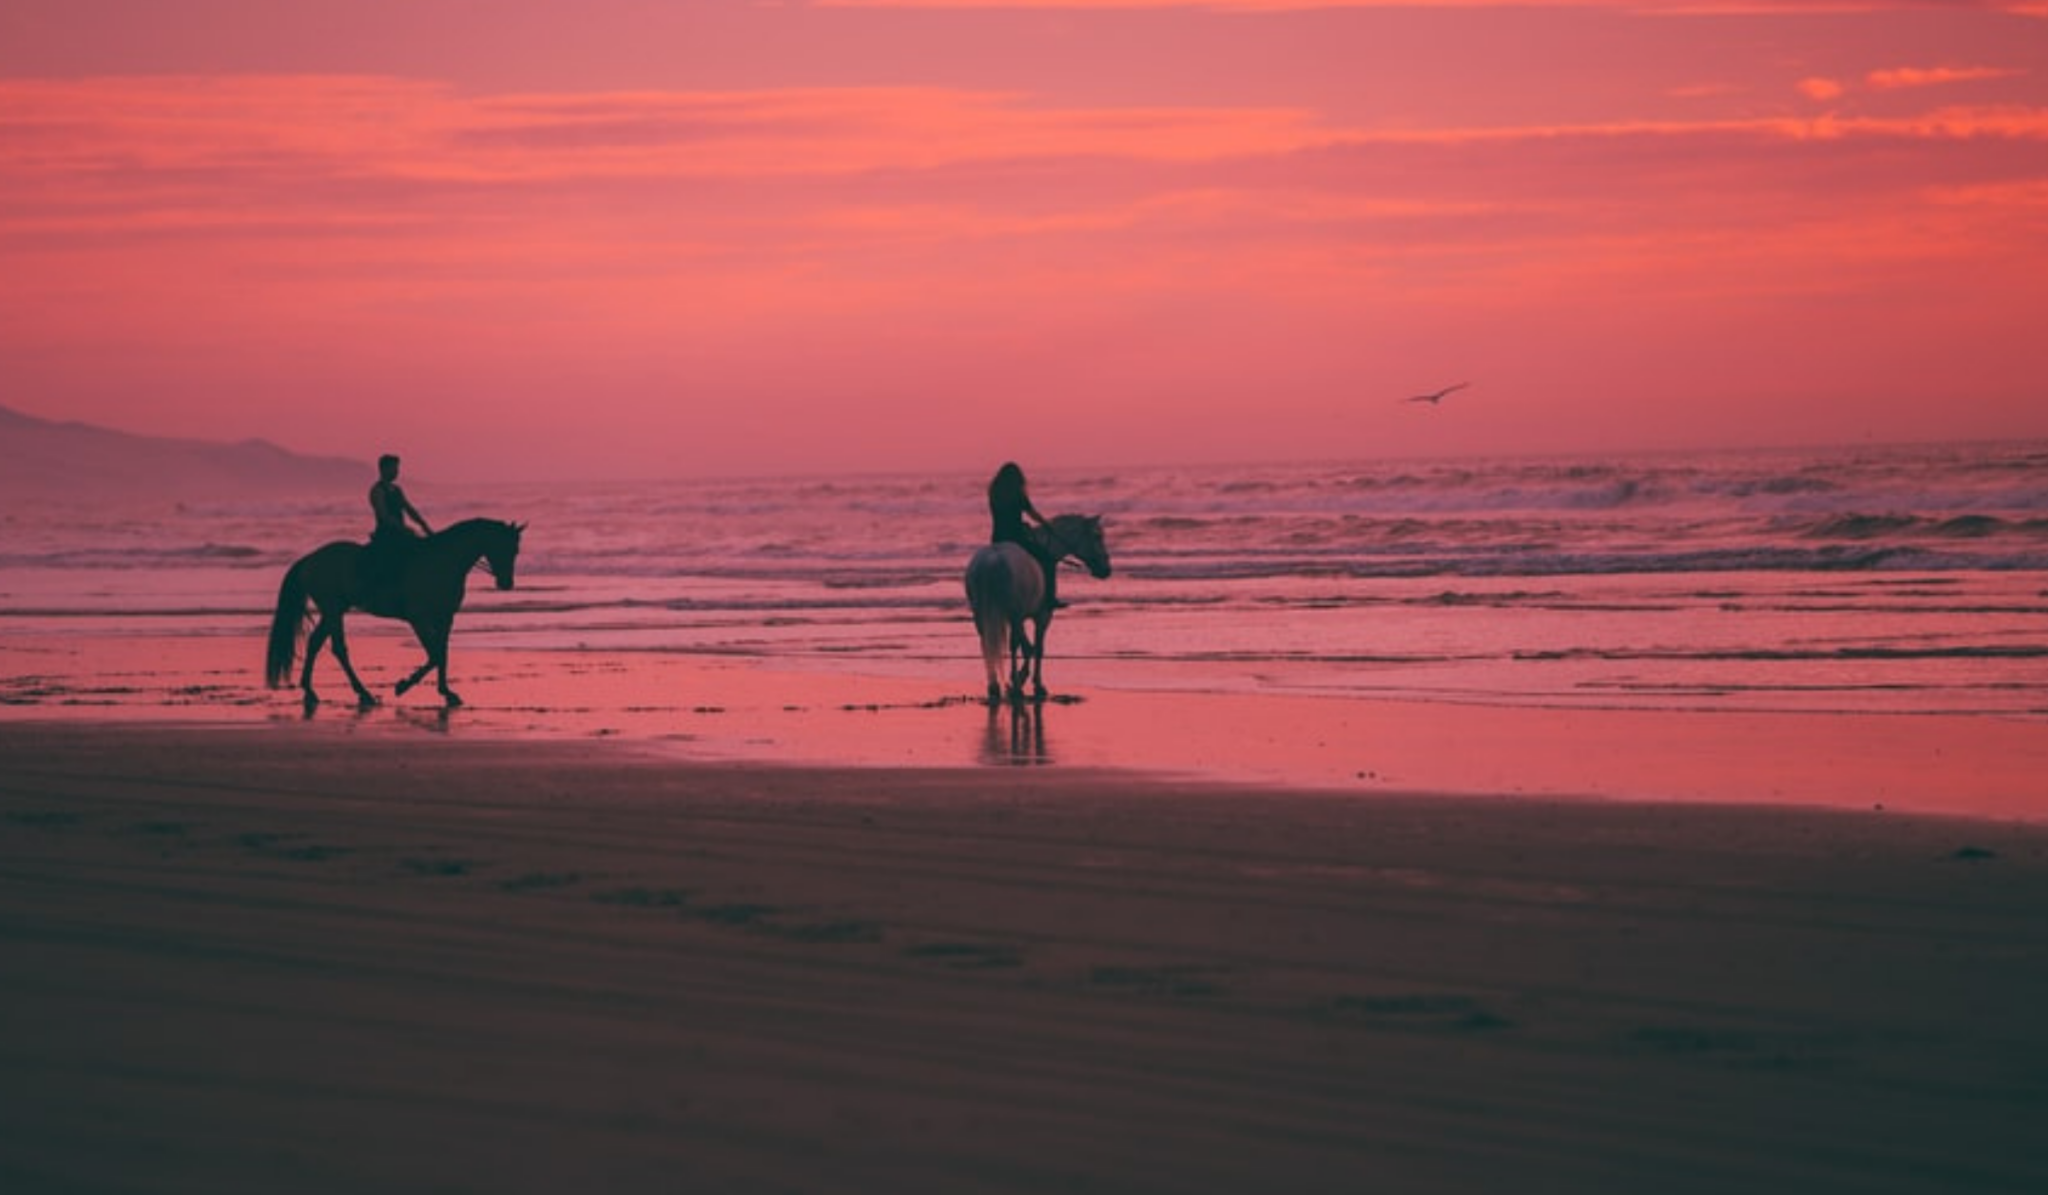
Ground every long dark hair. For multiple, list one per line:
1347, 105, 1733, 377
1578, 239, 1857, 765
989, 461, 1026, 500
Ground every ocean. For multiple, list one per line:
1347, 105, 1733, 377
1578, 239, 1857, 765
3, 439, 2045, 721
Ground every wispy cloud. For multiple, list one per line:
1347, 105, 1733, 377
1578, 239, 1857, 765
6, 71, 2045, 467
8, 75, 2041, 191
0, 77, 1335, 189
7, 73, 2040, 346
1867, 64, 2026, 90
1795, 63, 2026, 107
6, 75, 2043, 281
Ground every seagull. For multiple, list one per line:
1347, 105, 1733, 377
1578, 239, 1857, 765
1403, 382, 1469, 405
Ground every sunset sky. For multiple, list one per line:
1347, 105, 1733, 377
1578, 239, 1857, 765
3, 0, 2045, 481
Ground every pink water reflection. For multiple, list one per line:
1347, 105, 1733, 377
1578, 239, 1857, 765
5, 633, 2039, 821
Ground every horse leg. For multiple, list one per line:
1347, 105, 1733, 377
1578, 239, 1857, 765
400, 620, 460, 707
1006, 617, 1030, 702
327, 617, 379, 709
1028, 613, 1051, 702
299, 615, 334, 707
432, 623, 462, 707
394, 623, 436, 698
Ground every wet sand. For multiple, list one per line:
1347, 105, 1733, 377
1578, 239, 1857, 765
5, 718, 2048, 1193
5, 631, 2046, 817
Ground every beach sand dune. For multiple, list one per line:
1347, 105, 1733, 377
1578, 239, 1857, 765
5, 722, 2047, 1192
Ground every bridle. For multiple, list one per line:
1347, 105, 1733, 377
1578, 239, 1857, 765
439, 521, 515, 583
1036, 517, 1098, 573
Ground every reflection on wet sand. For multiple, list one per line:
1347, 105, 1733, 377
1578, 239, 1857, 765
13, 635, 2047, 817
395, 706, 456, 735
981, 701, 1050, 767
297, 697, 381, 727
292, 698, 455, 736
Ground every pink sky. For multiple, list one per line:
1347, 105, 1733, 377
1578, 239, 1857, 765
3, 0, 2045, 481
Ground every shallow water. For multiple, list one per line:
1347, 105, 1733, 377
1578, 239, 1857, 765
4, 441, 2044, 718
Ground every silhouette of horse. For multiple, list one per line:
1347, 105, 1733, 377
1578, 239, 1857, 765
964, 514, 1111, 704
266, 518, 524, 709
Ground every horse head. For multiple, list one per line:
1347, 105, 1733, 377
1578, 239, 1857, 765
484, 520, 525, 591
1048, 514, 1112, 580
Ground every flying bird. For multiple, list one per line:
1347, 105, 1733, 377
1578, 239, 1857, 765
1403, 382, 1469, 405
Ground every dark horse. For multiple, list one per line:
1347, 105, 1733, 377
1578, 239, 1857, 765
266, 518, 524, 709
964, 513, 1111, 704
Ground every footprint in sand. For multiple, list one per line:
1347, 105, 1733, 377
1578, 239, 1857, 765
224, 830, 348, 861
275, 843, 350, 862
904, 941, 1024, 970
5, 810, 83, 828
1330, 992, 1513, 1031
1625, 1023, 1837, 1070
1089, 964, 1230, 999
690, 902, 778, 926
591, 885, 693, 908
499, 871, 583, 894
399, 857, 475, 878
773, 920, 884, 944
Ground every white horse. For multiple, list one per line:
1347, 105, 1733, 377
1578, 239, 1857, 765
964, 514, 1112, 704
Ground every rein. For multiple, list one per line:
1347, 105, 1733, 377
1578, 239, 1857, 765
1036, 518, 1089, 570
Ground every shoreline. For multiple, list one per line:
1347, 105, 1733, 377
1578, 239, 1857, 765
4, 631, 2045, 820
5, 721, 2048, 1192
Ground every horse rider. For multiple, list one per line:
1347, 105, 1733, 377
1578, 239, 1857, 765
988, 461, 1064, 612
363, 453, 432, 592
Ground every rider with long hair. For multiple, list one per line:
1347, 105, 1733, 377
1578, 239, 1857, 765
988, 461, 1063, 611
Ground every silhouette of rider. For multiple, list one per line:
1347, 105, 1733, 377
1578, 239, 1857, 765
988, 461, 1064, 611
363, 453, 431, 594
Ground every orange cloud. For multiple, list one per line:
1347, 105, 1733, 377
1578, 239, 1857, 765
1867, 65, 2026, 90
7, 73, 2047, 473
7, 76, 2045, 267
0, 77, 1335, 191
10, 74, 2043, 253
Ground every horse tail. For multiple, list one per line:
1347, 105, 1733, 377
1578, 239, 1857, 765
964, 548, 1013, 688
266, 558, 311, 688
977, 597, 1010, 678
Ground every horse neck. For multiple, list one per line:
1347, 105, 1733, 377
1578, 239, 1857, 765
429, 518, 499, 567
1036, 515, 1087, 562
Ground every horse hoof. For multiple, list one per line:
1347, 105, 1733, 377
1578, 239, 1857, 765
301, 692, 320, 709
357, 694, 381, 711
394, 678, 415, 696
986, 684, 1003, 706
443, 693, 464, 709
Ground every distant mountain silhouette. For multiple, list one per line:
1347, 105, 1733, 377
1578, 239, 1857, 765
0, 404, 361, 501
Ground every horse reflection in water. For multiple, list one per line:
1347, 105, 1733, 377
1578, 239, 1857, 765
964, 513, 1112, 704
982, 699, 1051, 767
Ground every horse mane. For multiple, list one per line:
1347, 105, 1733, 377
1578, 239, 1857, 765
431, 517, 517, 541
1033, 513, 1099, 556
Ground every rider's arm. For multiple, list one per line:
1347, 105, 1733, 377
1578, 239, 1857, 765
403, 495, 432, 534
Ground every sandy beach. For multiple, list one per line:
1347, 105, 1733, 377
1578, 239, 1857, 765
10, 0, 2047, 1185
6, 714, 2048, 1193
